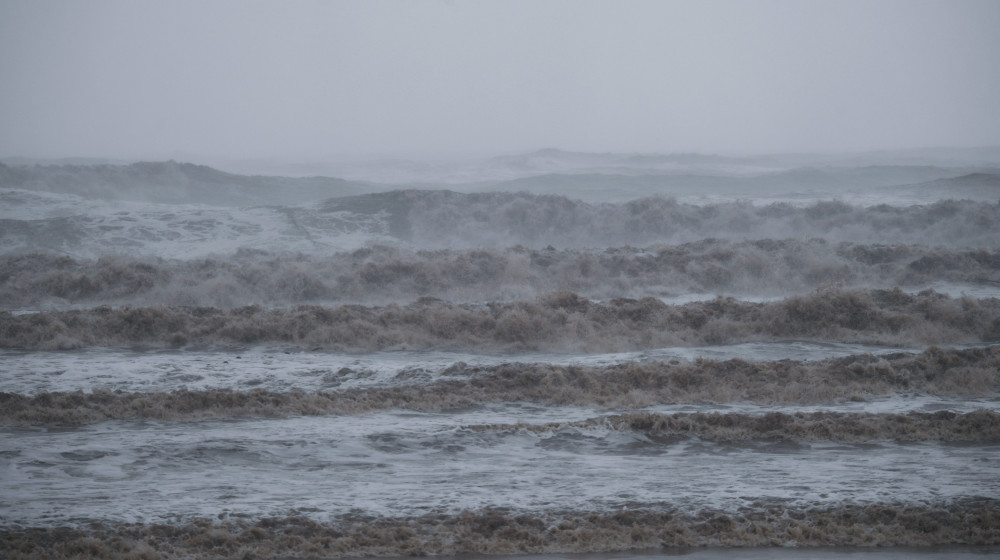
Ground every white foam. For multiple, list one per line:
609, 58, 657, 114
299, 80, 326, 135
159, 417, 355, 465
0, 341, 948, 396
2, 412, 997, 526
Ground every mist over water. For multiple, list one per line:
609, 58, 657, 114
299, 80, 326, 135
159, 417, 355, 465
4, 0, 1000, 555
1, 148, 999, 559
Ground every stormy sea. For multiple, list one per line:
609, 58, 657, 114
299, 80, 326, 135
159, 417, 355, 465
1, 148, 999, 559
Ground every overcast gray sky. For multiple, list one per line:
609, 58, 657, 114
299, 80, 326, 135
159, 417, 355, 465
2, 0, 999, 159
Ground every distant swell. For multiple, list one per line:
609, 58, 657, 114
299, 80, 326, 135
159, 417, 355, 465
3, 346, 997, 425
3, 288, 999, 351
3, 240, 1000, 308
4, 501, 998, 558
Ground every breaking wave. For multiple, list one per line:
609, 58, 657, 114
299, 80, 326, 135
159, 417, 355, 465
3, 288, 999, 351
4, 501, 998, 558
324, 191, 1000, 248
3, 190, 1000, 261
467, 410, 1000, 443
3, 346, 996, 425
3, 240, 1000, 309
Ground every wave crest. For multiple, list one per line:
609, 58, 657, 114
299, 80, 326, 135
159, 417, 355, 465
3, 288, 998, 351
466, 410, 1000, 442
5, 241, 997, 309
3, 346, 997, 425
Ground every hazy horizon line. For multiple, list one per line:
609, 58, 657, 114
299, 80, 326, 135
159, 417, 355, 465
5, 144, 1000, 165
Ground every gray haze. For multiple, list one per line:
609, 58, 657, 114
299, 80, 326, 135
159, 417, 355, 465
2, 0, 999, 160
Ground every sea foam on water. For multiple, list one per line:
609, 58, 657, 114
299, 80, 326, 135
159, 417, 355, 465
2, 157, 999, 558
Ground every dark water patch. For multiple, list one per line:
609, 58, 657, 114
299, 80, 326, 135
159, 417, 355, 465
3, 288, 999, 351
58, 450, 114, 462
3, 501, 998, 558
1, 346, 997, 426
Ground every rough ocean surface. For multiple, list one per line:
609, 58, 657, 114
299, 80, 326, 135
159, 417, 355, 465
1, 150, 1000, 559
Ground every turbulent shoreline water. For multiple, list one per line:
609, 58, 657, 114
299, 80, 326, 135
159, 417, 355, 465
2, 157, 999, 558
5, 501, 1000, 558
2, 346, 999, 425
